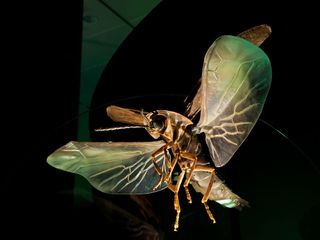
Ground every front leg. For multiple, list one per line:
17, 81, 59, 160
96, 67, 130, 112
151, 142, 174, 190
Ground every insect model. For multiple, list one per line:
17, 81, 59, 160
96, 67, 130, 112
48, 25, 272, 231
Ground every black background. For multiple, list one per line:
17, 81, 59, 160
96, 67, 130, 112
4, 1, 320, 239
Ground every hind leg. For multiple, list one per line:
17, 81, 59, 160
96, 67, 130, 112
193, 165, 217, 223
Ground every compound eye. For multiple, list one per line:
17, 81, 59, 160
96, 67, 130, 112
151, 115, 166, 132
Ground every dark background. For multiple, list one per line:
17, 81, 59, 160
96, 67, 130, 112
4, 1, 319, 239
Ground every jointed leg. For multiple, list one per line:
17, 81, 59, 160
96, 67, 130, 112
180, 152, 198, 203
164, 152, 179, 189
171, 169, 185, 231
193, 165, 216, 223
151, 142, 174, 190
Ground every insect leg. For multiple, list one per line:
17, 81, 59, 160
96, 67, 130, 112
164, 151, 179, 188
164, 142, 174, 170
151, 142, 174, 190
172, 169, 185, 232
180, 152, 198, 204
193, 165, 217, 223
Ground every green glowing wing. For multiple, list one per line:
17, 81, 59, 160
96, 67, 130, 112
195, 35, 272, 167
47, 141, 169, 194
186, 24, 271, 120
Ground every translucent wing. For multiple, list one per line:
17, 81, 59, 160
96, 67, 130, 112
195, 35, 272, 167
186, 25, 271, 119
47, 141, 169, 194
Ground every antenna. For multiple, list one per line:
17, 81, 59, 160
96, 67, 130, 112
95, 125, 146, 132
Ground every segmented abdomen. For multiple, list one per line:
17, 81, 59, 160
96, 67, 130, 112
190, 171, 249, 209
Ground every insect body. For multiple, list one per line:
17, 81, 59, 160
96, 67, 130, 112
107, 106, 250, 230
48, 25, 272, 231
